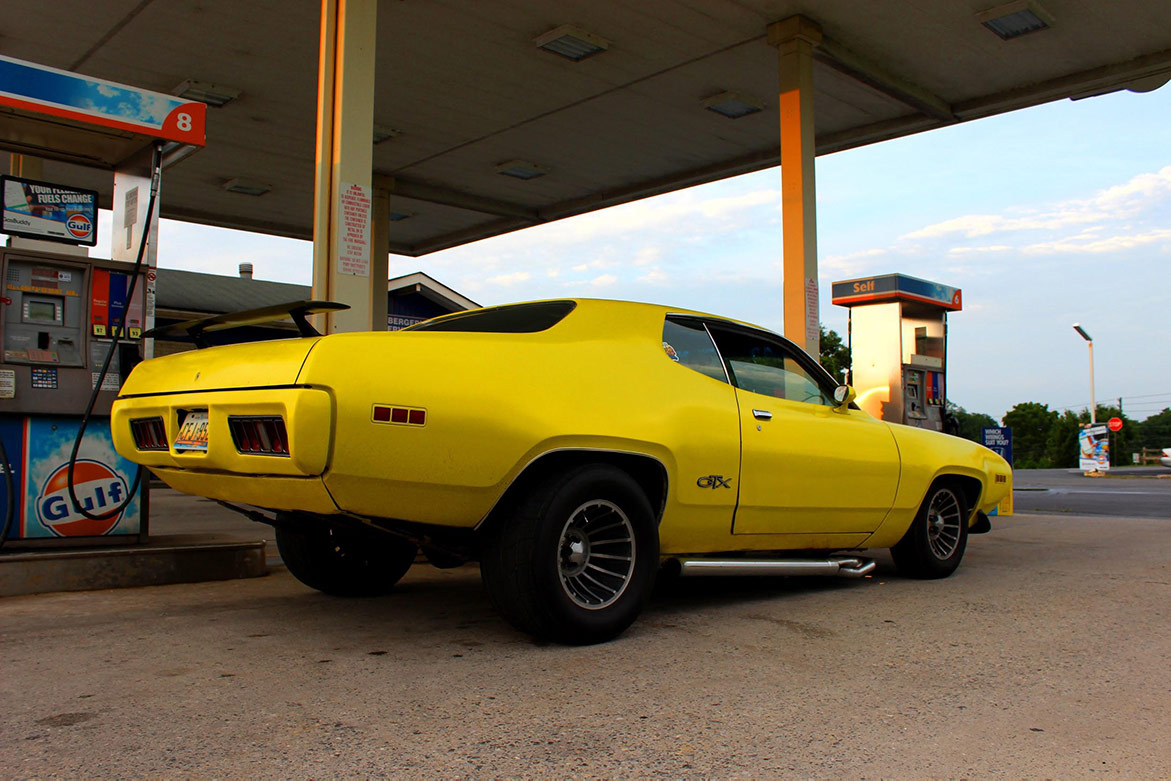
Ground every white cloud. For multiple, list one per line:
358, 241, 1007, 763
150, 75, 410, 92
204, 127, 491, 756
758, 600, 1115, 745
947, 245, 1012, 255
638, 269, 669, 284
1022, 228, 1171, 255
485, 271, 531, 286
1091, 165, 1171, 212
697, 189, 778, 218
590, 274, 618, 287
903, 165, 1171, 241
820, 247, 887, 276
571, 258, 617, 272
633, 246, 662, 267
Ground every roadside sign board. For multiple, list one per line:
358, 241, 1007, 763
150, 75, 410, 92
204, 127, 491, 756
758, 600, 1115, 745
1079, 424, 1110, 471
981, 427, 1013, 466
1107, 416, 1123, 432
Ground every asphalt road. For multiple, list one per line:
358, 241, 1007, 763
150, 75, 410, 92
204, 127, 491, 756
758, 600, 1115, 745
1013, 467, 1171, 519
2, 509, 1168, 778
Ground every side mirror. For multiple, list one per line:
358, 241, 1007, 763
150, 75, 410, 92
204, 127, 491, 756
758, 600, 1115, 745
832, 384, 856, 410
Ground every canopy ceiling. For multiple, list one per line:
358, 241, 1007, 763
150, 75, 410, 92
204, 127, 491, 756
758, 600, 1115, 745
4, 0, 1169, 255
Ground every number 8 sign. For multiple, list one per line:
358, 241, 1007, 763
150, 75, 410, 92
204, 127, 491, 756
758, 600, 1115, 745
162, 102, 206, 145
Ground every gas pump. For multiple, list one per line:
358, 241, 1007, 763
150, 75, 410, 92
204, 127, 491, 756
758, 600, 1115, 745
0, 55, 205, 547
831, 273, 962, 432
0, 246, 149, 545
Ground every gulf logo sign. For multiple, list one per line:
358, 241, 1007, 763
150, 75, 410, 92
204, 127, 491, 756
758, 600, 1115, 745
65, 212, 93, 241
36, 459, 129, 537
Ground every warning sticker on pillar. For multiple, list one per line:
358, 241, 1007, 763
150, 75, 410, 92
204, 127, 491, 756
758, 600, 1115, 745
337, 182, 371, 277
804, 278, 819, 339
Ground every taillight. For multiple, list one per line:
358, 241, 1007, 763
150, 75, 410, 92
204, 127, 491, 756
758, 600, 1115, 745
228, 416, 290, 456
130, 417, 168, 451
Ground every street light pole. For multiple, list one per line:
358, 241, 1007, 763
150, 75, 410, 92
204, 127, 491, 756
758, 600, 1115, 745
1072, 323, 1095, 424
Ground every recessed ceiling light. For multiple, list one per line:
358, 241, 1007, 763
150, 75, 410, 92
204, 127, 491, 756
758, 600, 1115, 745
703, 91, 765, 119
222, 178, 271, 196
534, 25, 610, 61
373, 123, 400, 144
977, 1, 1054, 40
174, 80, 241, 107
389, 211, 412, 222
495, 160, 549, 180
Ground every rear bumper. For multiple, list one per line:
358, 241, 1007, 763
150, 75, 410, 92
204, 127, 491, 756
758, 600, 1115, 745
152, 467, 340, 515
111, 387, 333, 478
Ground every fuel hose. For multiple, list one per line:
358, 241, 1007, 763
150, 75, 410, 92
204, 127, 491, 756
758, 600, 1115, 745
64, 142, 163, 523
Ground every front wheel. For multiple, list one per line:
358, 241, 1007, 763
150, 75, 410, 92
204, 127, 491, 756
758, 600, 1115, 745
276, 522, 418, 597
891, 483, 969, 579
480, 464, 659, 645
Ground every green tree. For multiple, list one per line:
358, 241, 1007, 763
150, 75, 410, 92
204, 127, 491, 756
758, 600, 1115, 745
946, 402, 997, 443
1135, 408, 1171, 452
1045, 405, 1138, 468
818, 325, 850, 384
1001, 402, 1058, 468
1045, 410, 1082, 468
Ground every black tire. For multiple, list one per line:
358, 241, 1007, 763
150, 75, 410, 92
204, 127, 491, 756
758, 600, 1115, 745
891, 481, 969, 579
480, 464, 659, 645
276, 523, 418, 597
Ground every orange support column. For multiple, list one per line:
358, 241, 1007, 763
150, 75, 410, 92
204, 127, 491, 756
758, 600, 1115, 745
769, 16, 822, 357
312, 0, 379, 333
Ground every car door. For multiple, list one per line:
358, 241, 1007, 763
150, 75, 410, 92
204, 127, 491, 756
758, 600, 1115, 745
706, 324, 900, 536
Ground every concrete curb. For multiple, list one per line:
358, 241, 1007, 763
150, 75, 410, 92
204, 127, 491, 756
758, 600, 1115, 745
0, 537, 268, 597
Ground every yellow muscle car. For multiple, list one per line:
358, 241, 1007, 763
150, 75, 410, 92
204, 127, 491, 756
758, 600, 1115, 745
112, 298, 1011, 644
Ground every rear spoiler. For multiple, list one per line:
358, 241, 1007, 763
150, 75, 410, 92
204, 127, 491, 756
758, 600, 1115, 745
143, 300, 350, 349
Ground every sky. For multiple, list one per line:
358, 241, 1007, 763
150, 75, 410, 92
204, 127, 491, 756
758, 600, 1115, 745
80, 84, 1171, 423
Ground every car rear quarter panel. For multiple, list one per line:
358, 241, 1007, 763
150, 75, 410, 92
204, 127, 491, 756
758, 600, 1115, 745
298, 303, 742, 534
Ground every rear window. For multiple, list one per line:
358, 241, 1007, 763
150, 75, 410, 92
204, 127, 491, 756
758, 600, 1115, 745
406, 301, 576, 333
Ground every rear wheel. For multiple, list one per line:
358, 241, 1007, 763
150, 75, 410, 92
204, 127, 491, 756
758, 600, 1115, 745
480, 464, 659, 645
276, 523, 418, 596
891, 482, 969, 579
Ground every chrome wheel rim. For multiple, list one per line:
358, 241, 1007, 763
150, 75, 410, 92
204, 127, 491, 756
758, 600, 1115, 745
926, 488, 963, 559
558, 500, 636, 610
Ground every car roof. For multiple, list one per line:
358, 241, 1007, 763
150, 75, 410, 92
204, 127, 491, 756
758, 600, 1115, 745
476, 297, 774, 334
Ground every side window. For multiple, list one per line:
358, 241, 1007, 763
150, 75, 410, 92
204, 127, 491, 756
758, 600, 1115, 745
709, 328, 832, 406
662, 317, 727, 383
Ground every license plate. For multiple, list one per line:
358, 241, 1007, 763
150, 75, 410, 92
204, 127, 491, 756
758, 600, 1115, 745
174, 410, 209, 452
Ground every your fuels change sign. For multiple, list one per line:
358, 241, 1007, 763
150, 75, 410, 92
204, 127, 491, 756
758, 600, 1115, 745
2, 176, 98, 246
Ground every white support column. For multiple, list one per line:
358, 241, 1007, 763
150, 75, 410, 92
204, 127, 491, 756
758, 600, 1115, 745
111, 146, 162, 357
769, 15, 822, 358
312, 0, 378, 333
370, 184, 390, 330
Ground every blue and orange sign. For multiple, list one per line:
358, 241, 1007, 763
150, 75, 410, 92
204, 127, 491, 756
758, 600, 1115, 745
831, 273, 962, 311
36, 459, 129, 537
0, 55, 205, 147
0, 417, 141, 540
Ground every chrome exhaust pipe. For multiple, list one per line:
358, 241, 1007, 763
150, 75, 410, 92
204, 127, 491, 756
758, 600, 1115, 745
677, 556, 876, 579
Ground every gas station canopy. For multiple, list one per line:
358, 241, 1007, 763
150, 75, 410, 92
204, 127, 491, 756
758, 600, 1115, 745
4, 0, 1170, 256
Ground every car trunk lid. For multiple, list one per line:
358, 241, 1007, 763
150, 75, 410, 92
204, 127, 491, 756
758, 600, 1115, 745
119, 337, 321, 397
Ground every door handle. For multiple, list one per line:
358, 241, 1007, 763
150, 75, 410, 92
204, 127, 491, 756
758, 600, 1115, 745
752, 409, 772, 421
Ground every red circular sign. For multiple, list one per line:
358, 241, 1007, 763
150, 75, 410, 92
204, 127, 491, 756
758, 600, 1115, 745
1107, 417, 1123, 432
